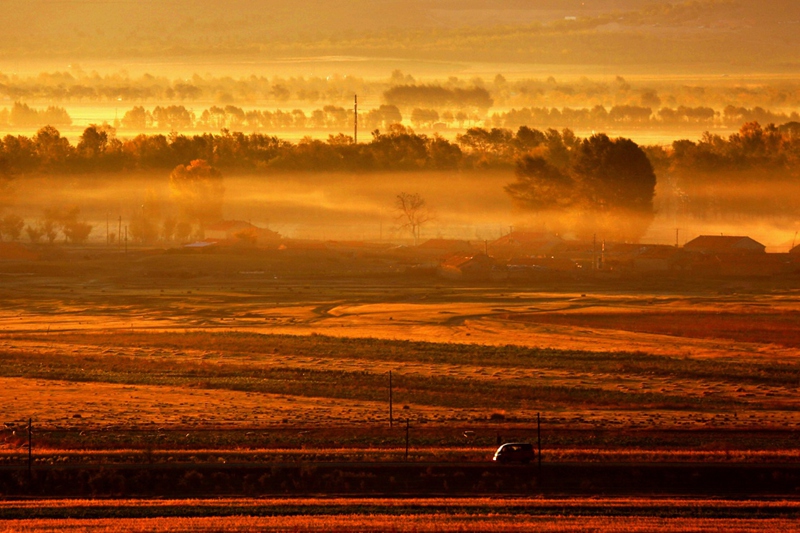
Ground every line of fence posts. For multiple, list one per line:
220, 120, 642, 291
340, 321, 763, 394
537, 412, 542, 479
16, 412, 543, 471
405, 418, 410, 461
388, 370, 543, 467
389, 370, 409, 461
28, 418, 32, 477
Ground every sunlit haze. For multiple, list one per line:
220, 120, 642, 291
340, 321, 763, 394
2, 3, 800, 530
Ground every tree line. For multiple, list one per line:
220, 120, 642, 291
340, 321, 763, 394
120, 104, 404, 132
4, 69, 800, 117
2, 121, 799, 177
2, 120, 799, 245
0, 123, 610, 174
0, 206, 92, 244
5, 99, 797, 138
383, 85, 493, 110
0, 70, 369, 107
0, 102, 72, 127
489, 105, 800, 130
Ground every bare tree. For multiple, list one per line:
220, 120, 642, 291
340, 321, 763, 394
395, 192, 432, 246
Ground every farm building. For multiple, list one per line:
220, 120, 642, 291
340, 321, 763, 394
683, 235, 765, 254
417, 238, 476, 258
506, 256, 579, 279
630, 245, 686, 273
0, 242, 40, 261
204, 220, 280, 243
438, 253, 498, 281
714, 254, 795, 276
488, 231, 564, 259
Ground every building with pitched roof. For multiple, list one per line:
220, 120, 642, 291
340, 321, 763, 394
683, 235, 765, 254
438, 253, 498, 280
204, 220, 280, 243
488, 231, 564, 259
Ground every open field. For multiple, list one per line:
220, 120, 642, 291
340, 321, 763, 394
4, 0, 800, 529
1, 246, 799, 531
1, 497, 800, 532
1, 248, 799, 452
4, 515, 797, 533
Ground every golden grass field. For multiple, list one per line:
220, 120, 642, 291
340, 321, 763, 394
2, 250, 799, 438
1, 248, 800, 531
2, 497, 800, 533
4, 515, 796, 533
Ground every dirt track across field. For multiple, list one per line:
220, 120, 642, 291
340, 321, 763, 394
1, 248, 799, 466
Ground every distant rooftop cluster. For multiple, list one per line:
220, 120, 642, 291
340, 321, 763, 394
162, 229, 800, 282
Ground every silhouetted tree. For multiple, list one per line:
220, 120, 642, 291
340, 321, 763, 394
9, 102, 39, 126
169, 159, 224, 237
43, 206, 93, 244
426, 135, 462, 170
77, 125, 109, 159
152, 105, 194, 130
120, 106, 150, 130
369, 125, 428, 170
576, 135, 655, 210
0, 213, 24, 241
395, 192, 432, 246
410, 108, 439, 129
384, 85, 492, 110
363, 105, 402, 131
456, 127, 515, 166
506, 133, 655, 241
33, 126, 72, 168
25, 224, 44, 243
572, 134, 656, 240
129, 189, 162, 244
514, 126, 547, 151
505, 156, 575, 211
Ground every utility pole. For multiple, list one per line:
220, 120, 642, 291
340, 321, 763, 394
601, 239, 605, 270
354, 94, 358, 144
675, 228, 680, 247
389, 371, 393, 428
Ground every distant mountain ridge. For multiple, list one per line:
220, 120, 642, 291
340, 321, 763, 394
1, 0, 798, 70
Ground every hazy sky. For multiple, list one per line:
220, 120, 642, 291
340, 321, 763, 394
1, 0, 797, 74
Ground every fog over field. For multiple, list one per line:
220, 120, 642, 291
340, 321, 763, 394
6, 169, 800, 251
5, 3, 800, 530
